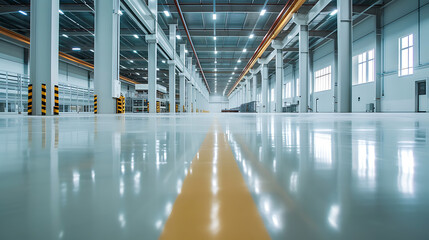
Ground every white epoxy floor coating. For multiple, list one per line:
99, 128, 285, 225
0, 113, 428, 239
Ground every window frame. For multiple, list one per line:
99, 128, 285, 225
314, 66, 332, 93
398, 34, 414, 77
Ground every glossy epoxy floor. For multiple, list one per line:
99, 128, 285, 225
1, 113, 429, 239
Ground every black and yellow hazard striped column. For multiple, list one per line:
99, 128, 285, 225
41, 83, 47, 116
116, 97, 122, 114
156, 101, 160, 113
27, 84, 32, 115
147, 101, 149, 113
121, 96, 125, 113
94, 95, 98, 114
176, 104, 178, 113
54, 85, 59, 115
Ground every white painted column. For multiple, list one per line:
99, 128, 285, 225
187, 82, 192, 113
168, 24, 177, 113
147, 0, 158, 113
298, 24, 309, 113
337, 0, 352, 112
30, 0, 59, 115
179, 44, 186, 112
168, 62, 175, 113
275, 48, 283, 113
261, 64, 268, 113
375, 10, 382, 112
193, 86, 197, 112
146, 35, 158, 113
252, 73, 257, 102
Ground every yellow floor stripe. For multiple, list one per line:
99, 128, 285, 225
159, 122, 270, 240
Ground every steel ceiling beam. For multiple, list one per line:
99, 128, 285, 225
0, 4, 92, 14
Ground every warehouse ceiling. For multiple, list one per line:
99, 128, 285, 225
0, 0, 385, 95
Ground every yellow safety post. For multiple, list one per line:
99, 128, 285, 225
183, 105, 185, 113
122, 96, 125, 113
54, 85, 59, 115
94, 95, 97, 114
116, 97, 122, 114
27, 84, 32, 115
176, 104, 178, 113
147, 101, 149, 113
156, 101, 160, 113
41, 83, 46, 115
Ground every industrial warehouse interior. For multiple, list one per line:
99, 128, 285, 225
0, 0, 428, 239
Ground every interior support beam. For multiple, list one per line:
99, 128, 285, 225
29, 0, 59, 116
298, 23, 309, 113
275, 48, 283, 113
261, 64, 268, 113
169, 24, 176, 114
337, 0, 352, 113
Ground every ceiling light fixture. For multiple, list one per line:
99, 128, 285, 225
213, 13, 217, 20
176, 35, 181, 40
213, 36, 217, 41
260, 9, 266, 16
72, 47, 81, 51
62, 34, 68, 38
133, 34, 139, 39
133, 50, 137, 53
164, 10, 171, 17
330, 9, 338, 16
59, 10, 64, 15
237, 59, 242, 63
249, 33, 254, 39
18, 10, 27, 16
243, 48, 247, 52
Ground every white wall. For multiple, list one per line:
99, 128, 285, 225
209, 95, 228, 112
381, 0, 429, 112
0, 40, 25, 74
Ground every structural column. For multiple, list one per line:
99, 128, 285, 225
337, 0, 352, 112
193, 87, 197, 112
261, 64, 269, 113
275, 48, 284, 113
168, 62, 175, 113
187, 82, 192, 113
375, 10, 382, 112
298, 23, 309, 113
30, 0, 59, 116
252, 73, 257, 102
146, 35, 158, 113
179, 44, 186, 112
168, 24, 177, 113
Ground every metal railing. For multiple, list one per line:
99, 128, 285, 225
0, 70, 94, 113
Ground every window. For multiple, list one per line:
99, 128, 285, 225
284, 82, 292, 98
314, 66, 332, 92
357, 49, 375, 84
399, 34, 414, 76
